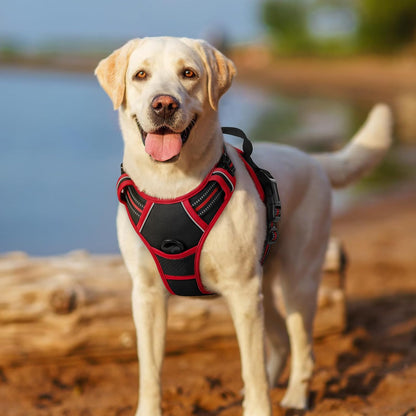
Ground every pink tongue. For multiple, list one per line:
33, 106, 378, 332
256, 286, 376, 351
145, 132, 182, 162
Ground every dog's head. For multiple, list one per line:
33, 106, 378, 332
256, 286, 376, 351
95, 37, 236, 163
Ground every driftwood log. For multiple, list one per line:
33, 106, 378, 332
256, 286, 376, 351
0, 239, 346, 365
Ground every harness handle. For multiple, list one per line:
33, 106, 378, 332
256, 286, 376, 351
222, 127, 253, 158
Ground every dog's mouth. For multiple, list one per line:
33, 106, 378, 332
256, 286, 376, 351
134, 116, 197, 163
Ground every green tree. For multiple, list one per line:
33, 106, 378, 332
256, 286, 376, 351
356, 0, 416, 52
261, 0, 416, 56
262, 0, 314, 55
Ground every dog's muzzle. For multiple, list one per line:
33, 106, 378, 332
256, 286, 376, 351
134, 116, 197, 163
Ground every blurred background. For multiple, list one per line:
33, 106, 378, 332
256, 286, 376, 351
1, 0, 415, 255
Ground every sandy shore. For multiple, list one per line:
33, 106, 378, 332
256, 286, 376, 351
2, 48, 416, 100
0, 184, 415, 415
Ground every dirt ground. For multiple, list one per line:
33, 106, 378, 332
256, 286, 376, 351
0, 186, 415, 416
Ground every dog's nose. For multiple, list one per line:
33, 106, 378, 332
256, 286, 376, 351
151, 95, 180, 119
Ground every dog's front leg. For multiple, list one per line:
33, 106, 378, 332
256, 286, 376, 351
131, 281, 168, 416
223, 275, 272, 416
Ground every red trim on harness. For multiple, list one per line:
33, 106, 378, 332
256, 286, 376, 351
126, 191, 143, 214
195, 187, 219, 211
116, 173, 130, 188
164, 274, 196, 281
210, 175, 234, 200
138, 231, 177, 295
182, 199, 208, 231
117, 198, 177, 295
119, 184, 147, 233
261, 244, 270, 265
137, 202, 154, 232
236, 149, 265, 202
117, 175, 135, 201
151, 245, 197, 260
192, 172, 236, 295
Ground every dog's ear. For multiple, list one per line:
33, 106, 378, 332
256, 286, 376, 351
192, 40, 237, 111
94, 39, 140, 110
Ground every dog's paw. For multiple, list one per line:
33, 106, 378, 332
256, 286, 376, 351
243, 402, 272, 416
280, 388, 308, 410
135, 407, 162, 416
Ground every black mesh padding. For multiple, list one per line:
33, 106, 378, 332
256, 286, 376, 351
127, 187, 146, 210
166, 278, 206, 296
189, 181, 219, 208
141, 203, 203, 250
125, 190, 141, 225
199, 190, 225, 224
156, 253, 195, 277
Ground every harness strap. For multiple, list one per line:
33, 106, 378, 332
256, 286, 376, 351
222, 127, 253, 157
222, 127, 281, 264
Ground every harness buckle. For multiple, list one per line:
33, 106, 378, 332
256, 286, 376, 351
256, 168, 281, 246
268, 225, 279, 243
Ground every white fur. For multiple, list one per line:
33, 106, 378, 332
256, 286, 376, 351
95, 37, 393, 415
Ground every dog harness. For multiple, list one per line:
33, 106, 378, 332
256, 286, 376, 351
117, 127, 281, 297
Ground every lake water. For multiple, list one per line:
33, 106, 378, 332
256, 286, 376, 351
0, 68, 375, 255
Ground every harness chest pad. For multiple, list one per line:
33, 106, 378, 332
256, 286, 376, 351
117, 152, 236, 296
117, 128, 281, 297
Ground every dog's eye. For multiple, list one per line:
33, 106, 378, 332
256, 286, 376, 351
183, 69, 197, 79
134, 70, 147, 80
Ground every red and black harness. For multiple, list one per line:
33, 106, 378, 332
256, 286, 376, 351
117, 127, 281, 296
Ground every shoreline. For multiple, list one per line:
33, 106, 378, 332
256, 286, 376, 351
231, 46, 416, 102
2, 47, 416, 100
2, 181, 414, 259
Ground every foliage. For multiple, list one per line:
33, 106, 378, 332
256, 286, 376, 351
356, 0, 416, 53
262, 0, 314, 55
0, 38, 21, 58
262, 0, 356, 56
262, 0, 416, 56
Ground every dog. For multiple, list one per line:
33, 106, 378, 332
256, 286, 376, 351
95, 37, 392, 415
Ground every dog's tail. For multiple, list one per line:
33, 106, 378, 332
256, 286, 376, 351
313, 104, 393, 188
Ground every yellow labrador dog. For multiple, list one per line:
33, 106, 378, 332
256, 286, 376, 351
95, 37, 392, 415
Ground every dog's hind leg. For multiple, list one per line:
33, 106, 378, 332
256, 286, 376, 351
279, 271, 320, 410
278, 207, 331, 409
222, 273, 272, 416
262, 268, 290, 388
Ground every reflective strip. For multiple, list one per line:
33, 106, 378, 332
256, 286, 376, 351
139, 203, 154, 233
181, 202, 205, 232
